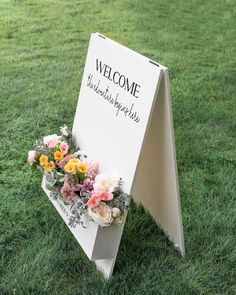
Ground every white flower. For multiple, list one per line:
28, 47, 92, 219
112, 207, 121, 218
88, 202, 113, 227
27, 150, 37, 165
59, 124, 69, 136
43, 134, 58, 145
94, 173, 118, 192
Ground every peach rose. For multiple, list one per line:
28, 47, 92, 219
44, 161, 55, 172
54, 151, 64, 161
87, 196, 101, 209
88, 202, 113, 227
39, 155, 48, 166
91, 189, 113, 201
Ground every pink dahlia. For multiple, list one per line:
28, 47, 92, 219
84, 159, 99, 179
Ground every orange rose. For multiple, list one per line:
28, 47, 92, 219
39, 155, 48, 166
64, 163, 76, 174
69, 158, 80, 165
54, 151, 64, 161
77, 162, 88, 174
44, 161, 55, 172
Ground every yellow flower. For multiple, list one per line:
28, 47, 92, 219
69, 158, 80, 165
44, 161, 55, 172
77, 162, 88, 174
64, 163, 76, 174
54, 151, 64, 161
39, 155, 48, 166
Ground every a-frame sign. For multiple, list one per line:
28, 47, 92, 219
43, 33, 184, 279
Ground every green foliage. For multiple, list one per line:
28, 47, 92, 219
0, 0, 235, 294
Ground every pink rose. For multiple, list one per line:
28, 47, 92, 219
91, 189, 113, 201
60, 142, 69, 155
58, 154, 75, 169
47, 138, 58, 149
27, 150, 38, 165
91, 188, 103, 198
100, 190, 113, 201
43, 134, 58, 145
87, 196, 101, 209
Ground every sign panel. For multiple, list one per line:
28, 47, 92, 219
132, 70, 185, 255
72, 33, 162, 194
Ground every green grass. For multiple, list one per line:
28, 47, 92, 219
0, 0, 235, 294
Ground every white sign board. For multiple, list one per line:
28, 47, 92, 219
43, 32, 184, 279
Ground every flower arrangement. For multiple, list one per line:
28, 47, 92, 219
28, 125, 129, 228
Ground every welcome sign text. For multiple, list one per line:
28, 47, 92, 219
86, 59, 141, 123
96, 60, 141, 98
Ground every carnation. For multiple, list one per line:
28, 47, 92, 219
60, 182, 77, 203
81, 180, 94, 191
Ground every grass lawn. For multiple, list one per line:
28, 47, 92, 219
0, 0, 235, 294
